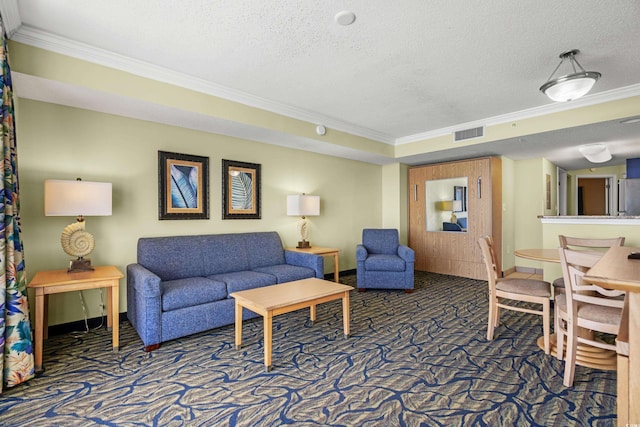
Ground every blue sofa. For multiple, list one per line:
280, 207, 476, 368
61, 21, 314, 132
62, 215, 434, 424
126, 232, 323, 351
356, 229, 415, 292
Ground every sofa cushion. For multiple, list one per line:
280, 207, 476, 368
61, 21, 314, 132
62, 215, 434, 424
161, 277, 227, 312
201, 234, 250, 275
211, 271, 277, 295
252, 264, 315, 283
364, 254, 406, 272
138, 236, 206, 281
245, 232, 286, 269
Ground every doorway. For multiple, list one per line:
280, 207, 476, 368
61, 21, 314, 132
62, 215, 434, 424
576, 176, 614, 215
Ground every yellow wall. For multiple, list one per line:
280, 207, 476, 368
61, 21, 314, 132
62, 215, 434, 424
513, 158, 545, 269
501, 157, 516, 271
18, 99, 382, 326
381, 163, 408, 244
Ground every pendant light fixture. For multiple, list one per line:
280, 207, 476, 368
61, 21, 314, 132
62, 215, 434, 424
539, 49, 601, 102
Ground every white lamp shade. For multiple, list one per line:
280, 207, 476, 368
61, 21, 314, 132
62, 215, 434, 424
578, 144, 612, 163
45, 179, 112, 216
287, 194, 320, 216
543, 76, 597, 102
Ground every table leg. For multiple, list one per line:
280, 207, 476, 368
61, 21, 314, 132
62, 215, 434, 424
264, 312, 273, 372
34, 290, 44, 372
333, 253, 339, 282
342, 290, 350, 338
106, 286, 113, 332
43, 294, 49, 341
111, 281, 119, 352
629, 292, 640, 423
235, 301, 243, 350
310, 304, 316, 324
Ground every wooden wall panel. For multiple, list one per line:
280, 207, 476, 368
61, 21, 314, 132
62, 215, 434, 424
408, 157, 502, 280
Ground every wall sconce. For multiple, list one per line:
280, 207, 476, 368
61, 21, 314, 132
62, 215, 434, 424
286, 194, 320, 248
44, 178, 112, 272
437, 200, 462, 223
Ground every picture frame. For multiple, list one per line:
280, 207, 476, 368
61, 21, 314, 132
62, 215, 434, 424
158, 151, 209, 220
222, 159, 261, 219
454, 186, 467, 212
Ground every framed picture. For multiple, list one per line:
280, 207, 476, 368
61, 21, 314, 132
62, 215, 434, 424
222, 159, 261, 219
158, 151, 209, 220
454, 186, 467, 212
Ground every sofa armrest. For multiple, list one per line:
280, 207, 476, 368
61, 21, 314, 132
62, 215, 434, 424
285, 251, 324, 278
398, 245, 415, 262
127, 263, 162, 298
356, 244, 369, 262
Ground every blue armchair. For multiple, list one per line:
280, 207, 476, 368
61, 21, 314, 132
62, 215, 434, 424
356, 229, 415, 292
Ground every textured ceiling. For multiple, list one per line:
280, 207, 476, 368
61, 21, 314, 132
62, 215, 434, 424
6, 0, 640, 169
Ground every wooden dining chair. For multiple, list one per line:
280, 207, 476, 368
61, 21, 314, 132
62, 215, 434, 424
478, 236, 551, 354
555, 247, 625, 386
552, 236, 625, 296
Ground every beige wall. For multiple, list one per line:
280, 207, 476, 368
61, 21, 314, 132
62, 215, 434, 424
381, 163, 409, 244
18, 99, 382, 326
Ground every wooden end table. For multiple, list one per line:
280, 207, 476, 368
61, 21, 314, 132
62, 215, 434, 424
28, 265, 124, 372
286, 246, 340, 282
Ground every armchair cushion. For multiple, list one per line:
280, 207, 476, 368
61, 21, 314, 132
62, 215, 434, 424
364, 254, 406, 272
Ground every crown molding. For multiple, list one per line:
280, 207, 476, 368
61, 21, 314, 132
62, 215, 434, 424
396, 83, 640, 145
0, 0, 21, 37
11, 25, 395, 144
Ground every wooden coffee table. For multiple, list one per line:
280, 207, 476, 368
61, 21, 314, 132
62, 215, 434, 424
231, 277, 352, 371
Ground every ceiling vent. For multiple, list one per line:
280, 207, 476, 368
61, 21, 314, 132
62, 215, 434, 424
453, 126, 485, 142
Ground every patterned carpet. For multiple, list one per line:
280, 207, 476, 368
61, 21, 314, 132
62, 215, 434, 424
0, 272, 617, 426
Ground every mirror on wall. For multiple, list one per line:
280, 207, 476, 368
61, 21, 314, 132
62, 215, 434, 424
425, 177, 468, 232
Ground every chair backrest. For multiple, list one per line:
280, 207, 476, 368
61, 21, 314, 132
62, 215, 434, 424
443, 222, 462, 232
558, 248, 625, 319
558, 235, 625, 254
477, 236, 498, 286
362, 229, 400, 255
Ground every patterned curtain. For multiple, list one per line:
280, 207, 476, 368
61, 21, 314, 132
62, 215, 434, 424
0, 25, 35, 391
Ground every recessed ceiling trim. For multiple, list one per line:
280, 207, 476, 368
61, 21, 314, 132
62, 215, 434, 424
396, 83, 640, 145
10, 25, 395, 145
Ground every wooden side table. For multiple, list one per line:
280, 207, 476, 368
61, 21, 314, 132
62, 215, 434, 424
28, 265, 124, 372
286, 246, 340, 282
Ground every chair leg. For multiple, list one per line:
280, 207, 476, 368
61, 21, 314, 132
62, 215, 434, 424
542, 300, 550, 355
487, 296, 496, 340
555, 310, 564, 361
563, 320, 578, 387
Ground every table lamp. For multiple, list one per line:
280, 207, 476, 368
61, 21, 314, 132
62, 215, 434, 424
287, 194, 320, 248
437, 200, 462, 223
44, 178, 112, 272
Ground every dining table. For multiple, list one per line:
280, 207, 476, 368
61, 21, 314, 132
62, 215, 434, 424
584, 246, 640, 426
514, 248, 617, 371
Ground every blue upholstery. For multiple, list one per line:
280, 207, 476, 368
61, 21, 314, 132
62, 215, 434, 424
127, 232, 324, 349
356, 229, 415, 291
443, 222, 463, 231
457, 217, 467, 229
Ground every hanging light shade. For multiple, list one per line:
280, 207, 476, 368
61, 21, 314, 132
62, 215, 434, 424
540, 49, 601, 102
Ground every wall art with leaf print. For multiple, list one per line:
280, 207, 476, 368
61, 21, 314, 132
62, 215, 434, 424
222, 159, 261, 219
158, 151, 209, 220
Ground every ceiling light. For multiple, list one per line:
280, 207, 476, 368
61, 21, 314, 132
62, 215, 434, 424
539, 49, 601, 102
620, 116, 640, 124
578, 143, 611, 163
335, 10, 356, 26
